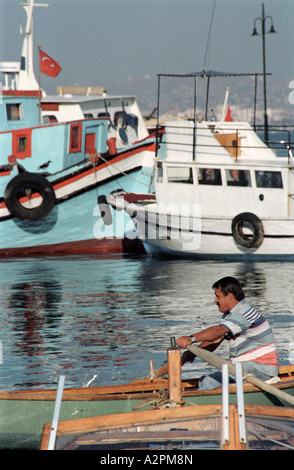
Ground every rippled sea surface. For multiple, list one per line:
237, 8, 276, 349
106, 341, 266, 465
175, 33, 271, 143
1, 255, 294, 391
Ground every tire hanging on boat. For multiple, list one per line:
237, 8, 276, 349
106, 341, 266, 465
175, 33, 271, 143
97, 195, 113, 225
4, 172, 55, 222
231, 212, 264, 249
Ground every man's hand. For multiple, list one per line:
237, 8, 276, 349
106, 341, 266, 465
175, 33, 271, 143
177, 325, 229, 350
176, 336, 193, 349
181, 349, 196, 363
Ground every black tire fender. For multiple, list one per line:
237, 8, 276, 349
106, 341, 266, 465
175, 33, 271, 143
4, 173, 55, 222
231, 212, 264, 249
97, 195, 113, 225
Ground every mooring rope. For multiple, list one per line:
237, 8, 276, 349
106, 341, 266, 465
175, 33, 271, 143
89, 152, 153, 190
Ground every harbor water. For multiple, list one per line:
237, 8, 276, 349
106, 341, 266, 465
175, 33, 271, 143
1, 254, 294, 391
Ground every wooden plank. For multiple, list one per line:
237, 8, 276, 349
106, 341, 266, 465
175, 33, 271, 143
2, 364, 294, 402
40, 403, 222, 450
40, 401, 294, 450
1, 378, 294, 402
244, 403, 294, 418
167, 348, 182, 404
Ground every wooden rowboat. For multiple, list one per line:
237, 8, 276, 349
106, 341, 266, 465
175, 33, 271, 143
1, 362, 294, 450
39, 360, 294, 451
40, 402, 294, 451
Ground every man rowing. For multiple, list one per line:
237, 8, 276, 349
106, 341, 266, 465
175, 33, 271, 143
176, 276, 279, 390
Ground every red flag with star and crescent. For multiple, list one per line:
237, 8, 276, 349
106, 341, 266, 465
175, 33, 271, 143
39, 49, 62, 77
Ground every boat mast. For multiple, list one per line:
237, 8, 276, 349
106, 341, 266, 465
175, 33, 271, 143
18, 0, 49, 90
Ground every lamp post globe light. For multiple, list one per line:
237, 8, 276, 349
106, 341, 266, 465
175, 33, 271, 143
251, 2, 276, 143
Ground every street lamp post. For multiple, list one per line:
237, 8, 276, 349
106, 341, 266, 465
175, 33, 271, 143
252, 2, 276, 142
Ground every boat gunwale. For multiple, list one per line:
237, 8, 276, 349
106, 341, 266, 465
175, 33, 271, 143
1, 364, 294, 401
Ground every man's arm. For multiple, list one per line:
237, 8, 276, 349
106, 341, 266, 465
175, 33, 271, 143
198, 337, 224, 352
176, 325, 229, 350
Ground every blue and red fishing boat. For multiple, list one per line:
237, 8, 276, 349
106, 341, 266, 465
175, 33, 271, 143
0, 0, 155, 256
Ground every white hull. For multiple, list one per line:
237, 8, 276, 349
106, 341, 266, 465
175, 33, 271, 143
117, 200, 294, 259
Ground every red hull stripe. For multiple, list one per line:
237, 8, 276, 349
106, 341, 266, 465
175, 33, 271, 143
53, 142, 155, 192
0, 141, 155, 211
0, 237, 145, 257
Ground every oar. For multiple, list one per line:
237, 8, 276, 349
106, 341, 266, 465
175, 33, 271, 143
187, 344, 294, 407
150, 355, 186, 379
149, 350, 195, 379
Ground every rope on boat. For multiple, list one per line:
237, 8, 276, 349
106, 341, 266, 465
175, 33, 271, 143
133, 388, 185, 410
89, 152, 152, 189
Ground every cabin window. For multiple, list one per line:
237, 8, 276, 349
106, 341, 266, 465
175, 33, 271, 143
167, 167, 193, 184
43, 115, 58, 124
6, 103, 23, 121
255, 171, 283, 189
226, 169, 251, 187
69, 123, 82, 153
112, 111, 138, 133
198, 168, 222, 185
98, 112, 110, 118
12, 129, 32, 159
114, 111, 126, 128
17, 137, 27, 152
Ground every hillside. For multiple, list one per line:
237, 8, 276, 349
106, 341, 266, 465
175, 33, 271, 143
103, 74, 294, 126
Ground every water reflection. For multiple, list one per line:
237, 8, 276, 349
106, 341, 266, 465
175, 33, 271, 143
8, 280, 62, 356
0, 256, 294, 390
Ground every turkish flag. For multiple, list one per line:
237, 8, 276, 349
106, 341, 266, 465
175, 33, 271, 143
40, 50, 61, 77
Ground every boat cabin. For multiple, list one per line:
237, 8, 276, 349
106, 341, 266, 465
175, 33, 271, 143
155, 120, 294, 219
0, 90, 41, 131
41, 92, 149, 151
0, 88, 109, 197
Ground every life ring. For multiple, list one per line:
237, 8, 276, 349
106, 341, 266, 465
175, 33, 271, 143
98, 195, 113, 225
231, 212, 264, 249
4, 173, 55, 222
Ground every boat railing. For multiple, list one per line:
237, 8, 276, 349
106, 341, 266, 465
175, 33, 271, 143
158, 122, 294, 162
47, 375, 66, 451
256, 125, 294, 160
222, 363, 247, 448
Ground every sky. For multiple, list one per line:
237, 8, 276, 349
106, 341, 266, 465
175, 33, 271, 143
0, 0, 293, 93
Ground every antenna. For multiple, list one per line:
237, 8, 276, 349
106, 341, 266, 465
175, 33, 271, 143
202, 0, 216, 74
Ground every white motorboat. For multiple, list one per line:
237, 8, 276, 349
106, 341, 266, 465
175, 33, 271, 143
108, 73, 294, 260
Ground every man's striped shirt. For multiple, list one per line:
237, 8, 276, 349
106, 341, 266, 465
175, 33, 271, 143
220, 299, 279, 377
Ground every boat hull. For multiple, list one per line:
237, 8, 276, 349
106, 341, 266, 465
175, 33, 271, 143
41, 403, 294, 451
1, 365, 294, 450
114, 196, 294, 260
0, 149, 155, 256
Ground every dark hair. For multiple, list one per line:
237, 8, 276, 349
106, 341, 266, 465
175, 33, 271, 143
212, 276, 245, 301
